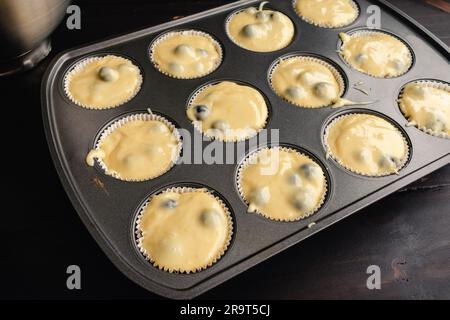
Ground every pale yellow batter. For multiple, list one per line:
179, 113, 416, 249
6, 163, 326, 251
227, 3, 295, 52
399, 82, 450, 137
239, 148, 327, 221
151, 30, 222, 79
270, 57, 343, 108
325, 114, 408, 176
294, 0, 358, 28
66, 55, 142, 109
339, 32, 412, 78
137, 188, 232, 273
86, 117, 181, 181
187, 81, 268, 142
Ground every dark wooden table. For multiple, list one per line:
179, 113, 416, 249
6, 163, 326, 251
1, 0, 449, 300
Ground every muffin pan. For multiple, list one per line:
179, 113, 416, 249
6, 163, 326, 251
42, 0, 450, 299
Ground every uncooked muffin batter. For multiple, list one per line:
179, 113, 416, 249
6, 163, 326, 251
137, 189, 232, 273
66, 55, 142, 109
399, 82, 450, 137
187, 81, 268, 142
86, 118, 180, 181
325, 114, 408, 176
294, 0, 358, 28
339, 32, 412, 78
239, 148, 327, 221
151, 30, 222, 79
227, 2, 295, 52
270, 57, 342, 108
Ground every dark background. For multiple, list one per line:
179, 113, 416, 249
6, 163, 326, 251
1, 0, 449, 300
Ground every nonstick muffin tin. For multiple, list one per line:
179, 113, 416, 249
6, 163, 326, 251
42, 0, 450, 299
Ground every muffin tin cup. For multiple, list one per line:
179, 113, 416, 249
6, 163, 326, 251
149, 29, 223, 79
224, 4, 295, 53
186, 81, 270, 142
92, 112, 183, 182
42, 0, 450, 299
292, 0, 360, 29
323, 112, 411, 177
338, 29, 414, 79
398, 80, 450, 140
236, 146, 328, 222
134, 186, 234, 274
64, 55, 143, 110
268, 54, 347, 108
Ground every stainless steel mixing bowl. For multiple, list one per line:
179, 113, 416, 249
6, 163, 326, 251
0, 0, 71, 76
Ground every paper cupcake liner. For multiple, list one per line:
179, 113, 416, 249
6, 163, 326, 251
149, 29, 223, 79
92, 112, 182, 182
398, 80, 450, 140
135, 187, 234, 274
339, 30, 413, 79
269, 55, 346, 108
187, 81, 269, 142
236, 146, 328, 222
64, 55, 143, 110
225, 5, 294, 52
324, 113, 411, 177
293, 0, 359, 28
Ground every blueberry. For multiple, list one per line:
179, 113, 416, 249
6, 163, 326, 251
313, 82, 338, 100
299, 163, 321, 179
200, 209, 220, 227
355, 53, 368, 64
251, 187, 270, 206
174, 44, 194, 56
194, 62, 205, 73
98, 66, 119, 82
298, 71, 316, 86
242, 24, 258, 38
193, 105, 210, 121
355, 148, 371, 163
285, 86, 305, 99
287, 173, 303, 187
169, 62, 184, 73
162, 199, 178, 209
390, 58, 404, 71
291, 190, 314, 211
291, 190, 312, 211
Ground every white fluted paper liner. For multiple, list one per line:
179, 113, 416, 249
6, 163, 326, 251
92, 112, 182, 182
236, 146, 328, 222
324, 113, 411, 177
269, 55, 346, 108
64, 55, 143, 110
398, 80, 450, 139
293, 0, 359, 28
186, 81, 269, 142
135, 187, 233, 274
149, 29, 223, 79
225, 6, 295, 52
339, 30, 413, 78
